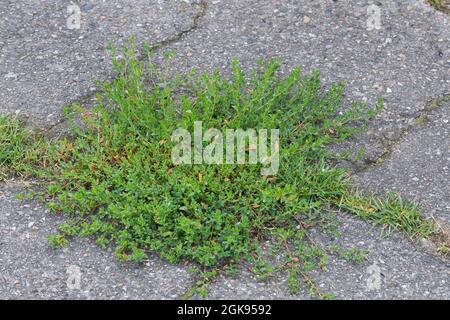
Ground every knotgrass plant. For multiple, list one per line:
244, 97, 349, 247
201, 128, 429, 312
0, 41, 436, 298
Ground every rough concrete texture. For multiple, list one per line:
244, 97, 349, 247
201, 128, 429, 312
0, 0, 449, 299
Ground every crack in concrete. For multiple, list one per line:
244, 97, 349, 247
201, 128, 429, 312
351, 92, 450, 173
148, 0, 208, 51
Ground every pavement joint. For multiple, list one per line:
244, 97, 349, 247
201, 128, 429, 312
351, 93, 450, 173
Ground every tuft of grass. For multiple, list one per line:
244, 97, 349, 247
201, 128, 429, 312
427, 0, 450, 13
0, 114, 45, 180
0, 41, 439, 298
339, 192, 435, 239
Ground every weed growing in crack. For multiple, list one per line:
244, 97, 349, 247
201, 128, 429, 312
0, 114, 45, 180
339, 192, 435, 238
0, 41, 438, 298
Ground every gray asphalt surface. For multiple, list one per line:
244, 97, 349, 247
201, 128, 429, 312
0, 0, 449, 299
